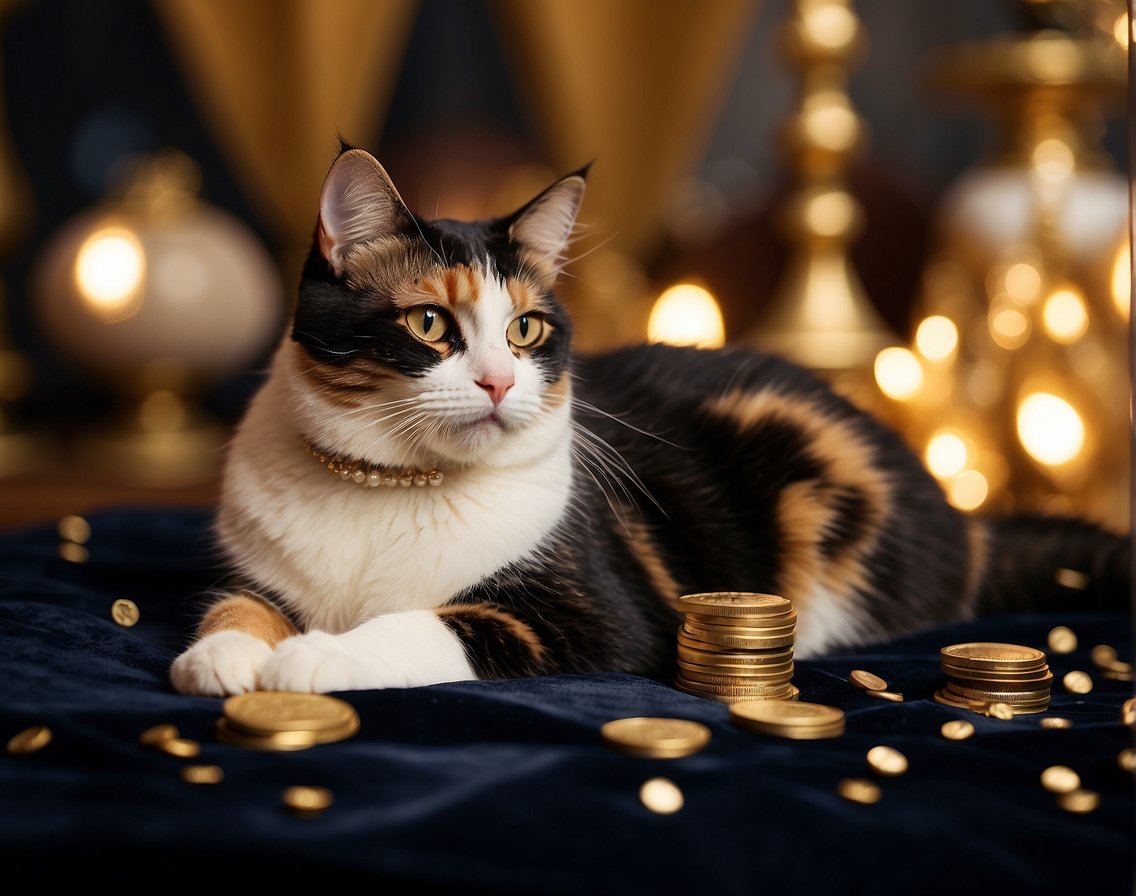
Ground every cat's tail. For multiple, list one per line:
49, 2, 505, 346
971, 514, 1131, 615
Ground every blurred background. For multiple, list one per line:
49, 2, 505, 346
0, 0, 1129, 535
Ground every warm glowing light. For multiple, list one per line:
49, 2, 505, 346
989, 305, 1030, 349
647, 283, 725, 348
914, 315, 958, 361
925, 430, 969, 479
1112, 243, 1130, 321
1114, 13, 1129, 49
1017, 392, 1085, 466
1042, 286, 1088, 344
1003, 263, 1042, 305
1031, 138, 1075, 183
874, 347, 923, 401
74, 227, 144, 313
947, 470, 989, 512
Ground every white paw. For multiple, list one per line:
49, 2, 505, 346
256, 611, 476, 694
170, 630, 274, 696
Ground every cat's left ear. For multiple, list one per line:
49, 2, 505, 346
317, 148, 414, 277
508, 166, 588, 276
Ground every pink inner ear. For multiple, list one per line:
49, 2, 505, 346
318, 217, 335, 265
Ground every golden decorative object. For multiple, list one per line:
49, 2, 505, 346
744, 0, 897, 398
31, 149, 282, 485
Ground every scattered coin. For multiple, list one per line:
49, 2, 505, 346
730, 700, 844, 739
1054, 568, 1089, 590
57, 514, 91, 544
158, 737, 201, 758
849, 669, 887, 691
283, 785, 333, 816
986, 702, 1015, 720
1040, 765, 1081, 794
1122, 698, 1136, 727
601, 717, 710, 759
6, 725, 52, 755
1040, 717, 1073, 729
865, 689, 904, 703
1118, 748, 1136, 773
866, 745, 908, 776
180, 764, 224, 784
940, 720, 975, 740
1046, 626, 1077, 654
639, 777, 684, 814
139, 723, 179, 747
1062, 671, 1092, 694
1057, 788, 1099, 814
1090, 644, 1118, 668
58, 542, 88, 564
111, 599, 140, 627
218, 691, 360, 751
837, 777, 881, 805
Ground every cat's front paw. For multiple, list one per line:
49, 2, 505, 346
257, 631, 375, 694
170, 630, 274, 696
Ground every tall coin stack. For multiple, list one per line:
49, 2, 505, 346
674, 592, 798, 704
934, 642, 1052, 715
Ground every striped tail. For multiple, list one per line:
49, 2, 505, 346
971, 514, 1131, 615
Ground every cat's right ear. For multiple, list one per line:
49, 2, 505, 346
317, 149, 413, 277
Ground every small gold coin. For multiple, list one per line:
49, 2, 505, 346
677, 592, 792, 619
223, 691, 359, 739
849, 669, 887, 691
1040, 717, 1073, 729
600, 717, 711, 759
1040, 765, 1080, 794
730, 700, 844, 739
158, 737, 201, 758
866, 745, 908, 776
1062, 671, 1092, 694
940, 720, 975, 740
140, 723, 179, 747
940, 643, 1046, 670
639, 777, 684, 814
111, 599, 140, 627
283, 785, 333, 815
6, 725, 52, 755
1057, 788, 1099, 814
1054, 568, 1089, 590
1101, 666, 1135, 682
180, 764, 224, 784
1118, 748, 1136, 773
1046, 626, 1077, 654
986, 702, 1015, 720
837, 777, 881, 805
57, 514, 91, 544
1122, 698, 1136, 726
1090, 644, 1119, 668
58, 542, 88, 563
865, 689, 904, 703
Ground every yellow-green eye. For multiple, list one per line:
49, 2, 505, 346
406, 306, 451, 342
507, 313, 545, 348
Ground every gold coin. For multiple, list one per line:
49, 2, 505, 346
940, 643, 1046, 671
1040, 765, 1080, 794
730, 700, 844, 732
678, 626, 795, 651
946, 680, 1053, 702
933, 689, 985, 711
866, 745, 908, 776
676, 641, 794, 666
6, 725, 52, 755
849, 669, 888, 691
1062, 670, 1093, 694
283, 785, 333, 815
1090, 644, 1118, 668
139, 723, 179, 747
1040, 717, 1073, 729
214, 719, 321, 751
940, 663, 1052, 683
675, 676, 793, 697
986, 702, 1015, 720
158, 737, 201, 758
58, 542, 88, 563
1118, 748, 1136, 773
639, 777, 684, 814
1054, 568, 1089, 590
223, 691, 359, 738
676, 664, 793, 686
600, 717, 711, 759
111, 599, 140, 627
57, 514, 91, 544
180, 764, 224, 784
865, 689, 904, 703
1057, 788, 1099, 814
837, 778, 881, 805
682, 609, 797, 630
940, 720, 975, 740
1046, 626, 1077, 654
677, 592, 792, 619
1122, 698, 1136, 726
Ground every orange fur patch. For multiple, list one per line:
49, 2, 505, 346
542, 371, 571, 410
436, 603, 545, 662
617, 516, 684, 612
197, 592, 298, 647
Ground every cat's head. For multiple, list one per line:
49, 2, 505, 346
285, 145, 586, 471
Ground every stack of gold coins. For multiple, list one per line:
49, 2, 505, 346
215, 692, 360, 751
674, 592, 798, 704
934, 642, 1052, 715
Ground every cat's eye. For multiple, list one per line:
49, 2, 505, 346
405, 306, 452, 343
507, 313, 545, 348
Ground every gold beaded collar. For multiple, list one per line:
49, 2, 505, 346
304, 441, 444, 489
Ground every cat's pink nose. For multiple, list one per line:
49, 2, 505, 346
476, 374, 514, 406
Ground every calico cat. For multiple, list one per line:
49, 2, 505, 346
170, 144, 1129, 697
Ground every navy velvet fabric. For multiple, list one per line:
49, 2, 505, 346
1, 507, 1132, 893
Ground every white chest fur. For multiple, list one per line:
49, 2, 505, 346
215, 369, 573, 635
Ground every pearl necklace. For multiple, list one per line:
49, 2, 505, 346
304, 441, 444, 488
